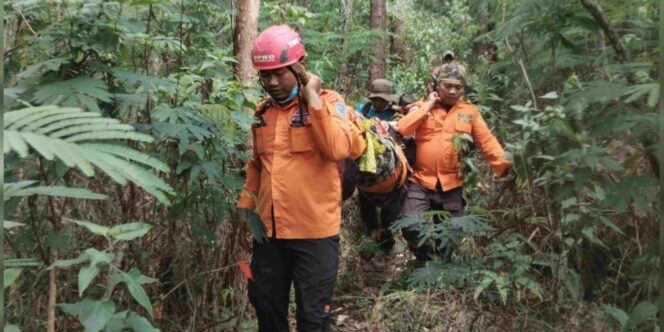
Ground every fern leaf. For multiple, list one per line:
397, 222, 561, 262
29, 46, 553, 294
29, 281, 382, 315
6, 106, 80, 129
83, 143, 169, 172
4, 182, 106, 200
81, 147, 173, 205
37, 117, 121, 135
22, 186, 107, 200
66, 131, 154, 143
5, 105, 172, 204
32, 77, 111, 106
4, 105, 51, 127
92, 150, 173, 193
20, 132, 56, 160
5, 130, 29, 157
18, 57, 70, 79
4, 181, 37, 199
20, 111, 102, 132
51, 123, 135, 139
82, 149, 129, 185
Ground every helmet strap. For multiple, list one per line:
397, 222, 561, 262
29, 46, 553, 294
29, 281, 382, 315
287, 65, 307, 127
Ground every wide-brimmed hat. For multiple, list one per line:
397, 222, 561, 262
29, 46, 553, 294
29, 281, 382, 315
368, 79, 398, 103
442, 50, 455, 61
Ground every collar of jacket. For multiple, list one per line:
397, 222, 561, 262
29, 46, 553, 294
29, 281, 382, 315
269, 97, 299, 110
435, 99, 468, 113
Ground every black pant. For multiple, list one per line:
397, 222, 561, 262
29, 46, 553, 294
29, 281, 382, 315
400, 181, 464, 261
248, 236, 340, 332
358, 188, 405, 253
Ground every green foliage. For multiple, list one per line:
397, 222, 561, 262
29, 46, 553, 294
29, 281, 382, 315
3, 0, 660, 329
4, 268, 23, 289
4, 106, 174, 205
53, 220, 159, 331
601, 301, 660, 332
4, 0, 253, 329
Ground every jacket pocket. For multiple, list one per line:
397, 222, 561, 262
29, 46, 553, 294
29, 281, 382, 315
455, 120, 472, 134
253, 126, 267, 154
290, 126, 315, 152
443, 144, 460, 172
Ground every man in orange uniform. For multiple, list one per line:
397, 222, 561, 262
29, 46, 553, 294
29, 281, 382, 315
236, 25, 355, 331
397, 62, 511, 261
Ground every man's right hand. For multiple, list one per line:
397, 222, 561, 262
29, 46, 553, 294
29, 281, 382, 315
423, 92, 440, 112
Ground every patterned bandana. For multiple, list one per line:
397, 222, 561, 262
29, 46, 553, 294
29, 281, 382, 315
434, 62, 467, 86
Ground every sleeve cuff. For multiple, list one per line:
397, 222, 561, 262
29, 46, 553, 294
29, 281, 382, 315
236, 193, 256, 210
493, 160, 512, 177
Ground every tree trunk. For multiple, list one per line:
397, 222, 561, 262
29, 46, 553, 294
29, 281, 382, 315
390, 0, 408, 65
578, 0, 628, 64
338, 0, 354, 95
370, 0, 387, 81
233, 0, 260, 87
47, 265, 57, 332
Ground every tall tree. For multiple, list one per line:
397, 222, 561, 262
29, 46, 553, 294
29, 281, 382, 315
390, 0, 408, 65
370, 0, 387, 81
233, 0, 260, 87
338, 0, 354, 93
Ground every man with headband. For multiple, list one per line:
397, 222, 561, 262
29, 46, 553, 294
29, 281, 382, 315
396, 62, 511, 262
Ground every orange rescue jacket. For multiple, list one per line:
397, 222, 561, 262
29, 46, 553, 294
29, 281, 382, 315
397, 99, 510, 191
236, 90, 353, 239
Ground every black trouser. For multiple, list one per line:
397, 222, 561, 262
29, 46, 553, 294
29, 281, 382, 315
248, 236, 340, 332
400, 181, 464, 261
358, 188, 406, 253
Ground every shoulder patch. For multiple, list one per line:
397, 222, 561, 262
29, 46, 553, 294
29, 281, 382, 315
335, 102, 347, 118
321, 89, 346, 104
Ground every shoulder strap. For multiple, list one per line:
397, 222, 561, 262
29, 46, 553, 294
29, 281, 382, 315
254, 100, 272, 127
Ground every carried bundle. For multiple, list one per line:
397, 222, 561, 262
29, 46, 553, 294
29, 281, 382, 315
353, 117, 409, 195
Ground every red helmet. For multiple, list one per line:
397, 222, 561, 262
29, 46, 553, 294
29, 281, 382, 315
251, 25, 307, 71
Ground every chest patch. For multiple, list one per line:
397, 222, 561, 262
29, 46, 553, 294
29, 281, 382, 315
457, 113, 472, 123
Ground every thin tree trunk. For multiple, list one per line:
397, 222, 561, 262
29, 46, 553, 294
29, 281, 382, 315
390, 0, 407, 65
339, 0, 353, 94
579, 0, 659, 179
370, 0, 387, 81
598, 30, 610, 79
47, 254, 57, 332
579, 0, 628, 64
505, 38, 537, 109
233, 0, 260, 87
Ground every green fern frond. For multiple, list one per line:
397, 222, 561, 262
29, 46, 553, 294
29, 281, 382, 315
80, 146, 173, 205
4, 182, 106, 200
83, 144, 170, 172
5, 106, 81, 129
50, 123, 136, 139
65, 131, 154, 143
4, 181, 37, 199
4, 130, 29, 156
20, 111, 103, 132
37, 117, 121, 135
32, 77, 112, 111
80, 149, 130, 185
4, 105, 173, 205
